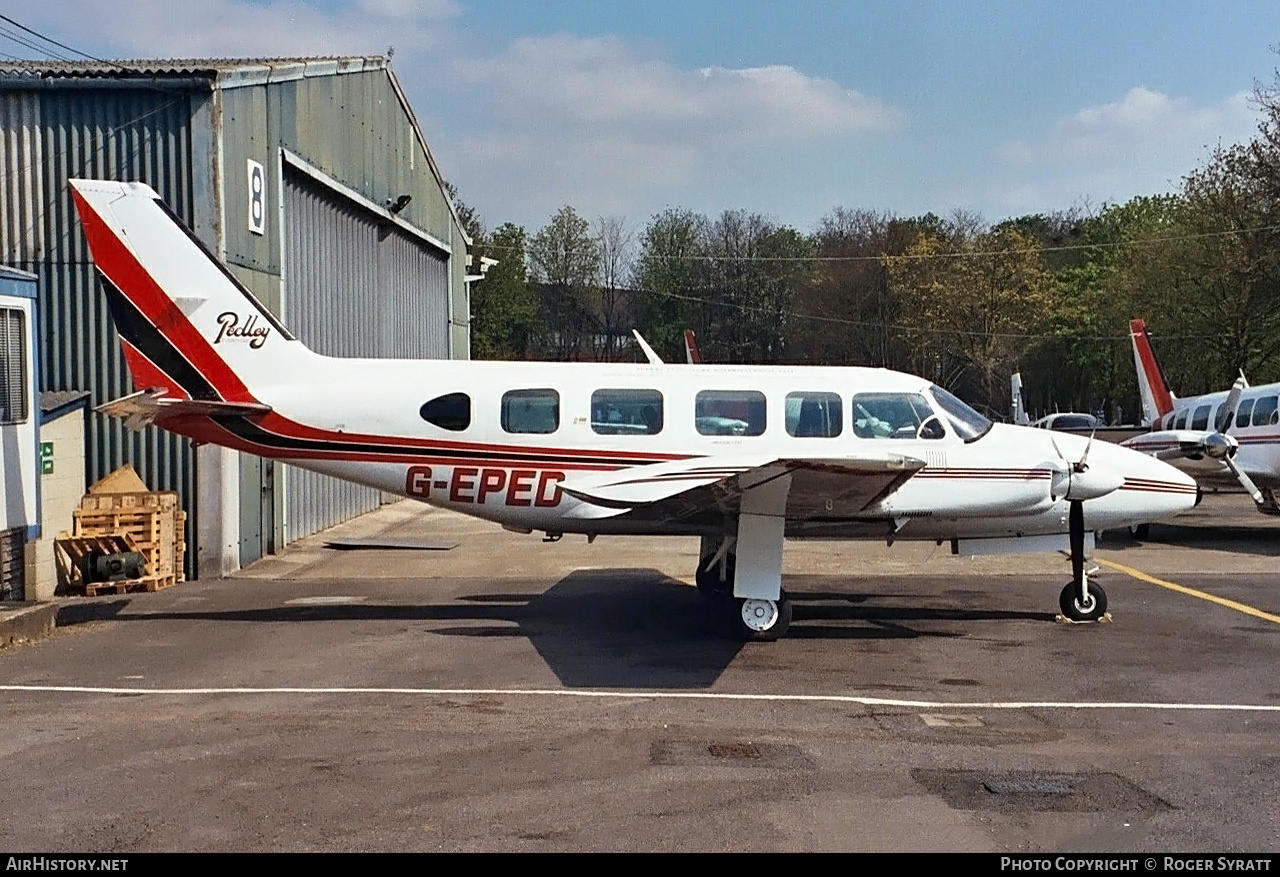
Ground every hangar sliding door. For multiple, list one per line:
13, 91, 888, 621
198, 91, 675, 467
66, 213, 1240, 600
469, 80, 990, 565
281, 165, 450, 543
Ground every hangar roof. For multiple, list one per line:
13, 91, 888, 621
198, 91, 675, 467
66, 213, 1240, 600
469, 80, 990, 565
0, 56, 387, 89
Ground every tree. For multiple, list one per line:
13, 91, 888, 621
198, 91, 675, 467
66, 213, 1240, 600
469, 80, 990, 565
529, 206, 601, 361
470, 222, 541, 360
595, 216, 634, 362
632, 208, 705, 362
886, 220, 1055, 412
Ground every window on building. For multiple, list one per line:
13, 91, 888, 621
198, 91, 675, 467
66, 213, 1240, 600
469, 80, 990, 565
502, 389, 560, 434
852, 392, 946, 440
591, 389, 662, 435
0, 308, 27, 425
785, 391, 842, 438
419, 392, 471, 431
695, 390, 766, 436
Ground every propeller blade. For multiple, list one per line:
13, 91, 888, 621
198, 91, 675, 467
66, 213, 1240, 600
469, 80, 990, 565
1076, 431, 1095, 471
1220, 376, 1247, 435
1224, 456, 1265, 506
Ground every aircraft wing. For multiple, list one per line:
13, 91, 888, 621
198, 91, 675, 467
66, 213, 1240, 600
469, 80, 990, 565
558, 452, 925, 522
97, 387, 272, 430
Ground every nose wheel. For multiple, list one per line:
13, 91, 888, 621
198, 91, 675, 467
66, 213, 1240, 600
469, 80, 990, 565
1059, 580, 1108, 622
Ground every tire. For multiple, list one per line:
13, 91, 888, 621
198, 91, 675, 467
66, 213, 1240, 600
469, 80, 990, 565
1059, 581, 1108, 622
733, 591, 793, 642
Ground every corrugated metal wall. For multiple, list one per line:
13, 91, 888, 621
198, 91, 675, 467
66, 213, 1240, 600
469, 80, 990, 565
281, 164, 448, 541
0, 87, 198, 570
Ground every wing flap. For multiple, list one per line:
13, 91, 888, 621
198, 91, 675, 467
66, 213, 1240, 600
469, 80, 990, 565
560, 453, 925, 520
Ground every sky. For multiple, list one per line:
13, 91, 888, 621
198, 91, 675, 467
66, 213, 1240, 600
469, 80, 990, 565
4, 1, 1277, 236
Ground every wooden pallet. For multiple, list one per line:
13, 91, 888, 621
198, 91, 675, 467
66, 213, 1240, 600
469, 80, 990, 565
73, 497, 185, 580
54, 532, 181, 596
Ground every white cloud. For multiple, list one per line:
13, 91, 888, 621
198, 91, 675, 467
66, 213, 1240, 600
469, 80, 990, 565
993, 87, 1260, 210
454, 34, 902, 146
436, 33, 903, 229
22, 0, 458, 59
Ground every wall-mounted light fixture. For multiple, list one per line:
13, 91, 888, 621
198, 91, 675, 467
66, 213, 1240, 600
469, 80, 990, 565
386, 194, 412, 214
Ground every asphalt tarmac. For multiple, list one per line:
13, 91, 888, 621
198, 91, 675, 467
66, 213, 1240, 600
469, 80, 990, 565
2, 492, 1278, 852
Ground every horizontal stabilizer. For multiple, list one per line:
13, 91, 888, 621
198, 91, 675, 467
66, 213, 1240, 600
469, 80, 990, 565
97, 387, 272, 430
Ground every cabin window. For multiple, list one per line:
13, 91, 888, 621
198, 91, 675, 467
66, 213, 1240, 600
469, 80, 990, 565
695, 390, 766, 436
419, 392, 471, 431
0, 308, 27, 425
785, 392, 842, 438
1214, 404, 1231, 432
1253, 396, 1279, 427
1236, 399, 1255, 429
1191, 404, 1211, 431
591, 389, 662, 435
852, 392, 946, 440
1174, 411, 1187, 430
502, 389, 560, 434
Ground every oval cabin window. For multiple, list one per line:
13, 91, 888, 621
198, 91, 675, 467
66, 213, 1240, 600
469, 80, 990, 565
420, 392, 471, 431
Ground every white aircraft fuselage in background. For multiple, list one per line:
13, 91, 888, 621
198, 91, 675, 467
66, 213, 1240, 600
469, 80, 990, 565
1123, 318, 1280, 515
69, 180, 1200, 640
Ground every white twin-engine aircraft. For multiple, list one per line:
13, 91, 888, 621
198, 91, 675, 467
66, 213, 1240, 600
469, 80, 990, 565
1123, 319, 1280, 517
70, 179, 1200, 641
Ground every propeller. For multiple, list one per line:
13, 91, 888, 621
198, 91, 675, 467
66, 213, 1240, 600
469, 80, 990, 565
1155, 376, 1264, 505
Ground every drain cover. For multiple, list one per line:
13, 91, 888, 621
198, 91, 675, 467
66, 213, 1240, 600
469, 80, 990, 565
912, 769, 1172, 812
983, 778, 1073, 795
708, 742, 761, 759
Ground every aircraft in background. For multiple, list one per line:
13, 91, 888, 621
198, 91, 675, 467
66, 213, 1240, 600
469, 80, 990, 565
1011, 373, 1104, 430
632, 328, 703, 366
72, 179, 1200, 640
1121, 318, 1279, 517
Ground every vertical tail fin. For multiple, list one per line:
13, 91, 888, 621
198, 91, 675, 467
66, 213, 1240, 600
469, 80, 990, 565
1010, 372, 1030, 426
683, 329, 703, 364
1129, 318, 1176, 425
69, 179, 311, 405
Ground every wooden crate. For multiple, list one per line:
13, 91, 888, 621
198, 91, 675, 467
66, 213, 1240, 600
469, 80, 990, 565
73, 505, 177, 580
52, 532, 177, 595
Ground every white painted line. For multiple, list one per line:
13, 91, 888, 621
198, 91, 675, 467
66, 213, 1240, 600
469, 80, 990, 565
2, 684, 1279, 712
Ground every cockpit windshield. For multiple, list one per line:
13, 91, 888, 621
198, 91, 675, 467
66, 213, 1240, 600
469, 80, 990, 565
929, 386, 993, 442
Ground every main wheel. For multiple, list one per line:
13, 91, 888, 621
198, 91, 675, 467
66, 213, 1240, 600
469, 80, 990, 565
696, 551, 735, 602
1059, 581, 1108, 622
733, 591, 793, 642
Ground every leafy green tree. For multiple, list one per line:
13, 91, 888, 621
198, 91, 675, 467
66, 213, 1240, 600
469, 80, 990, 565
632, 208, 705, 362
529, 206, 601, 361
469, 223, 542, 360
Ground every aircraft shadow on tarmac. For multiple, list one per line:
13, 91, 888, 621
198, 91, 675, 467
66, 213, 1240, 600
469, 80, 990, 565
1096, 521, 1280, 558
53, 570, 1057, 690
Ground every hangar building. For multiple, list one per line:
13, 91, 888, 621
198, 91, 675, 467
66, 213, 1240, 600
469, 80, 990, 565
0, 56, 473, 577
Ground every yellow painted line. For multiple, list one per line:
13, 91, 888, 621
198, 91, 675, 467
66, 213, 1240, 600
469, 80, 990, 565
1095, 558, 1280, 625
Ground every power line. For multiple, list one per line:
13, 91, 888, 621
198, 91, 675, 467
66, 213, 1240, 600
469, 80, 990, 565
475, 222, 1280, 263
0, 12, 111, 64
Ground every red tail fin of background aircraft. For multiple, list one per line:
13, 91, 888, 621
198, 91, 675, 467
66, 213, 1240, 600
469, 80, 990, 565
1129, 319, 1176, 425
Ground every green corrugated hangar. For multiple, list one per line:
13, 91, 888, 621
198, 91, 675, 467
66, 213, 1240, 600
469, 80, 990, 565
0, 56, 474, 578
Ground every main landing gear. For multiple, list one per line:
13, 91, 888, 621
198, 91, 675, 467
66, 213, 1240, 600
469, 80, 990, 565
697, 535, 792, 642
